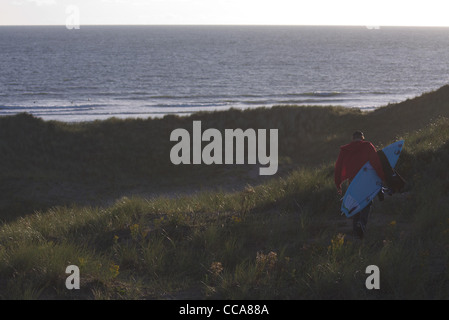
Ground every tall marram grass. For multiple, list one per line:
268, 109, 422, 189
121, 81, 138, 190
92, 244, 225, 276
2, 86, 449, 299
0, 162, 341, 299
2, 119, 449, 299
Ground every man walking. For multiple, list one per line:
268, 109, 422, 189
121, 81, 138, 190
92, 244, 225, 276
334, 131, 386, 239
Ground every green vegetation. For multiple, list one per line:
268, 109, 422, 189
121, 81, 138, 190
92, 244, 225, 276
1, 86, 449, 299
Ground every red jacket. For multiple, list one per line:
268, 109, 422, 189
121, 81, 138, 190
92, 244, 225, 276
334, 140, 386, 189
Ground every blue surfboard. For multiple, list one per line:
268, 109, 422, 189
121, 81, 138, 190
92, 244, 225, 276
341, 140, 404, 218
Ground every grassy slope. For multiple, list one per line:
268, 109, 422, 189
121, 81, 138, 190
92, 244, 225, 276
1, 86, 449, 299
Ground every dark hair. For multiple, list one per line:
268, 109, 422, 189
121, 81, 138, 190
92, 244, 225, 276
352, 131, 365, 140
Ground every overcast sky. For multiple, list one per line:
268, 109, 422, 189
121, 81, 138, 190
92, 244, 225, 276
1, 0, 449, 27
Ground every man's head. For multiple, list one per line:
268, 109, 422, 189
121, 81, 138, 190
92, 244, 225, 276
352, 130, 365, 141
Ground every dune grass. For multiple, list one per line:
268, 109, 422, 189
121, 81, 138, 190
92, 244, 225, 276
1, 86, 449, 299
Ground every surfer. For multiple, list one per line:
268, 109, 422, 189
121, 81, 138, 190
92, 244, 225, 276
334, 131, 386, 239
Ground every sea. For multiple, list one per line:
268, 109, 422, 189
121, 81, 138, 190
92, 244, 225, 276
1, 25, 449, 122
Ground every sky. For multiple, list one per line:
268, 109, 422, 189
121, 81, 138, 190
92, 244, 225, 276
1, 0, 449, 27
